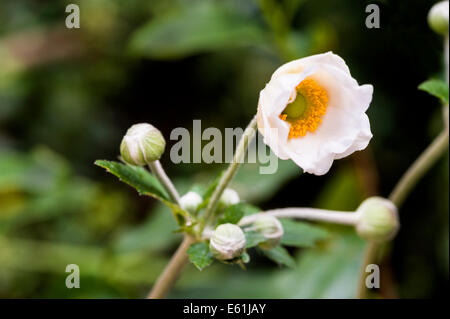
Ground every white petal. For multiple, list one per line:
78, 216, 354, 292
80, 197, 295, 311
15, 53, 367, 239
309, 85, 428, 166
271, 51, 351, 81
257, 52, 373, 176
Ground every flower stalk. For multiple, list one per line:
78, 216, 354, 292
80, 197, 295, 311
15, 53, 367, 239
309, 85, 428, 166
202, 115, 258, 228
148, 115, 258, 298
238, 208, 360, 226
148, 160, 181, 204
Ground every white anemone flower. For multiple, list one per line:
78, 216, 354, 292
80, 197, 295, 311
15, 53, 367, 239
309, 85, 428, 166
257, 52, 373, 175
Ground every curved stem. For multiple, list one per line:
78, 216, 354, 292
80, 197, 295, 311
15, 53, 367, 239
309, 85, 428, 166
357, 129, 449, 299
389, 130, 449, 207
238, 208, 360, 226
147, 160, 192, 299
202, 115, 258, 228
147, 236, 195, 299
148, 160, 181, 204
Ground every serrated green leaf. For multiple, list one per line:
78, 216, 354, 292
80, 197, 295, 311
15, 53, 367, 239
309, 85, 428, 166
218, 203, 246, 225
187, 242, 214, 271
280, 219, 329, 248
95, 160, 189, 225
128, 2, 267, 59
260, 245, 296, 268
95, 160, 169, 199
418, 79, 449, 104
244, 230, 266, 248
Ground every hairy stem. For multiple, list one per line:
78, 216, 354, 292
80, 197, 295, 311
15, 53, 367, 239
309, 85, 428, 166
390, 130, 449, 208
202, 115, 258, 228
147, 236, 195, 299
239, 208, 360, 226
148, 160, 181, 204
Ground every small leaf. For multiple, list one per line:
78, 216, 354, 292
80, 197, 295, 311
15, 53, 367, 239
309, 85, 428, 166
95, 160, 189, 224
218, 203, 246, 225
418, 79, 449, 104
187, 242, 214, 271
280, 219, 329, 248
241, 252, 250, 264
95, 160, 169, 200
260, 245, 296, 268
244, 230, 266, 248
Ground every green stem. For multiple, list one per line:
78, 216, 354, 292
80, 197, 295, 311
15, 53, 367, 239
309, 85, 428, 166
389, 130, 449, 207
147, 236, 195, 299
239, 208, 360, 226
147, 160, 193, 299
357, 129, 449, 299
148, 160, 181, 204
202, 115, 258, 229
148, 115, 258, 298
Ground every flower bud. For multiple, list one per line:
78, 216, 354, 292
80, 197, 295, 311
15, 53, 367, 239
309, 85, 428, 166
219, 188, 240, 207
209, 223, 246, 260
120, 123, 166, 166
356, 197, 399, 242
428, 1, 449, 35
252, 215, 284, 250
180, 191, 203, 213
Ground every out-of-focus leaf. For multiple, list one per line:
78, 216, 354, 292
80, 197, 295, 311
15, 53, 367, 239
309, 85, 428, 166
260, 245, 296, 268
280, 219, 329, 248
112, 203, 180, 253
244, 230, 266, 248
0, 236, 168, 286
128, 2, 267, 59
217, 203, 245, 225
275, 232, 366, 298
419, 79, 449, 104
187, 242, 214, 271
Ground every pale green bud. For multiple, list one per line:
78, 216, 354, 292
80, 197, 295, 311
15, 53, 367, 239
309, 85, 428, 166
120, 123, 165, 166
252, 215, 284, 250
180, 191, 203, 213
356, 197, 399, 242
219, 188, 240, 207
428, 1, 449, 35
210, 223, 246, 260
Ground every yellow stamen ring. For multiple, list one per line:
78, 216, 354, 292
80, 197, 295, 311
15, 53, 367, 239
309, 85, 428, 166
279, 78, 328, 138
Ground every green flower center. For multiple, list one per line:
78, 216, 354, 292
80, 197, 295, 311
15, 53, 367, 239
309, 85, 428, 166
282, 93, 307, 121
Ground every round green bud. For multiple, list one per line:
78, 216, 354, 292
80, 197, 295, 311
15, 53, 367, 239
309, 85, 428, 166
219, 188, 240, 207
252, 215, 284, 250
120, 123, 166, 166
180, 191, 203, 213
356, 197, 399, 242
210, 223, 246, 260
428, 1, 449, 35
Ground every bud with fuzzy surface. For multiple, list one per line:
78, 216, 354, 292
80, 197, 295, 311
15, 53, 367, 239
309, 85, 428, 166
356, 197, 399, 242
120, 123, 166, 166
210, 223, 246, 260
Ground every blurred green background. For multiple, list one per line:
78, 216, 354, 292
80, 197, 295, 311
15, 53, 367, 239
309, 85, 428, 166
0, 0, 448, 298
